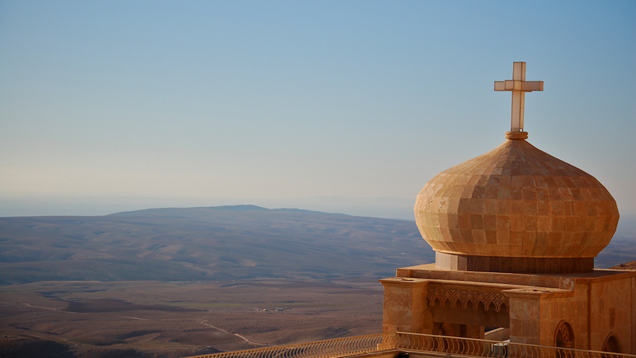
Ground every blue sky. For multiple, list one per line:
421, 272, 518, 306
0, 1, 634, 219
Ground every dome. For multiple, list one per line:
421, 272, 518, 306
414, 134, 619, 272
414, 62, 620, 273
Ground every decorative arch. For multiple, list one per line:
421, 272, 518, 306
426, 287, 509, 312
554, 321, 575, 358
602, 333, 621, 354
554, 321, 574, 349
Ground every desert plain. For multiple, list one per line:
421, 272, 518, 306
0, 279, 383, 357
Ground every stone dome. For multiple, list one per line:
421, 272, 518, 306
414, 133, 619, 272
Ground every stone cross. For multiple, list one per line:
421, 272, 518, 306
494, 62, 543, 132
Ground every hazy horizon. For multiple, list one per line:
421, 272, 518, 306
0, 195, 416, 220
1, 1, 634, 217
3, 195, 636, 224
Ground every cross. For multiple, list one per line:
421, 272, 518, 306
494, 62, 543, 132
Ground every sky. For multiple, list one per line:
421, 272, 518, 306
0, 1, 635, 219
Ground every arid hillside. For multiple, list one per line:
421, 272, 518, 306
0, 205, 434, 284
612, 260, 636, 270
0, 207, 634, 357
2, 206, 634, 285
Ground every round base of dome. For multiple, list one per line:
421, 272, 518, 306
435, 252, 594, 274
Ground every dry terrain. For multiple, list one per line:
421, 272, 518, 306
0, 206, 634, 357
0, 206, 433, 284
0, 279, 383, 357
612, 260, 636, 270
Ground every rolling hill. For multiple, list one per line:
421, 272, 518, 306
0, 205, 434, 284
0, 206, 635, 357
1, 206, 635, 285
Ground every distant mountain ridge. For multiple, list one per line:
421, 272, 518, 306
110, 204, 325, 216
0, 205, 634, 285
0, 205, 431, 284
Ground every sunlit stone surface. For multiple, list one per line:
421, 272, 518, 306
414, 137, 619, 271
381, 63, 635, 354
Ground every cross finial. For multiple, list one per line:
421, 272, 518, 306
495, 62, 543, 135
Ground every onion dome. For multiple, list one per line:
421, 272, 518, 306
413, 62, 619, 274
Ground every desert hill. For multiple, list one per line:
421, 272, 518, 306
0, 206, 635, 357
1, 206, 635, 285
0, 205, 636, 284
0, 205, 434, 284
612, 260, 636, 270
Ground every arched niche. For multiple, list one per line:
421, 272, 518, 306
602, 333, 621, 354
554, 321, 575, 358
554, 321, 574, 348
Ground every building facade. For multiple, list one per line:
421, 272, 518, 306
381, 62, 635, 354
